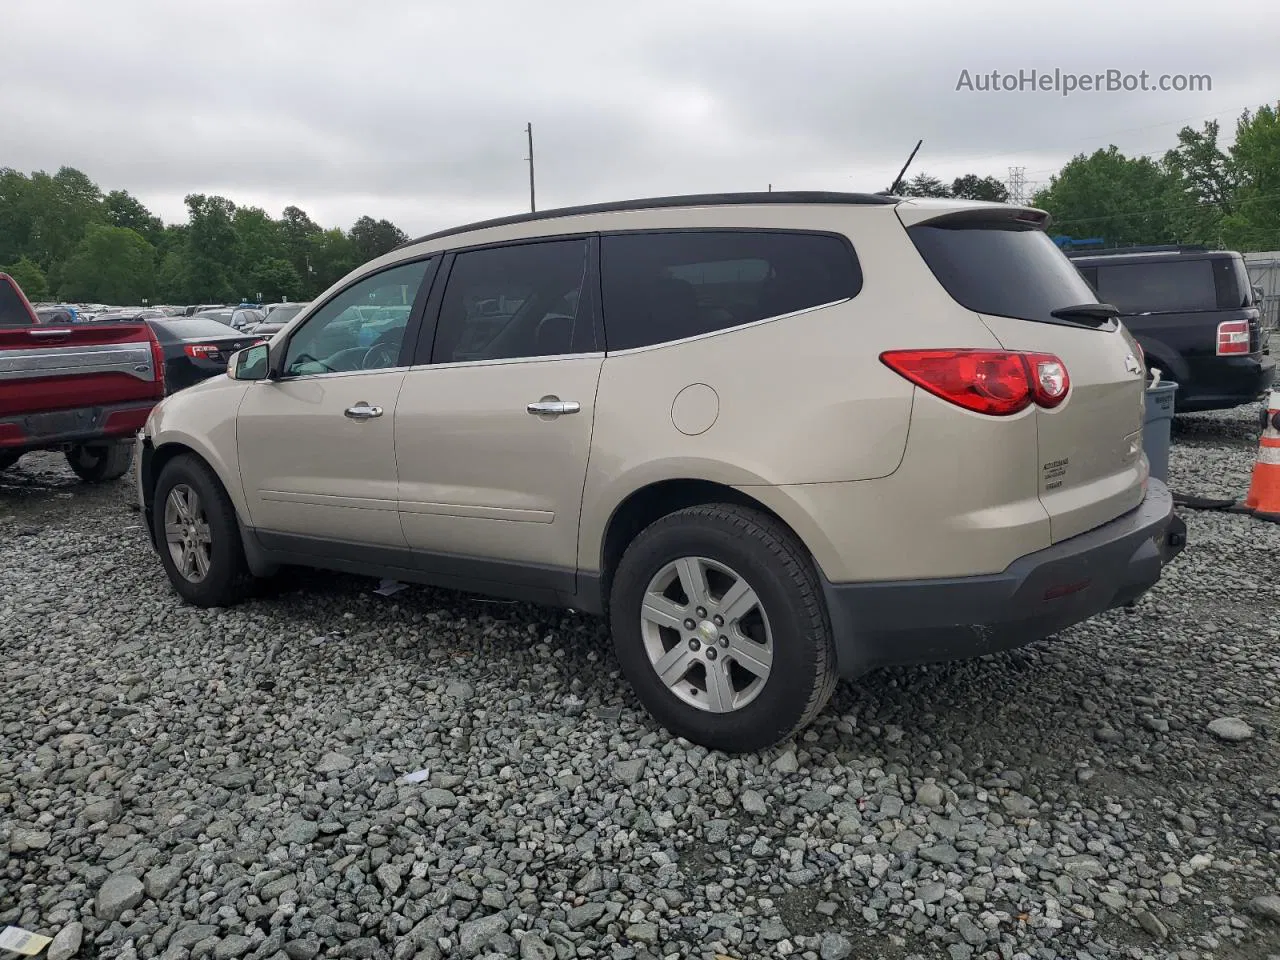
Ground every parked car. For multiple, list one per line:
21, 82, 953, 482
33, 303, 80, 324
143, 317, 267, 393
1068, 245, 1276, 412
0, 273, 165, 481
135, 192, 1186, 752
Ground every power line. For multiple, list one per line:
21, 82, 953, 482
1051, 189, 1280, 230
893, 100, 1260, 175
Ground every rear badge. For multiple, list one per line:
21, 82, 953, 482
1043, 457, 1069, 491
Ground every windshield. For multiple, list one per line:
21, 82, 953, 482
909, 220, 1101, 326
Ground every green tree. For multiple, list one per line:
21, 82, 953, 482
1221, 106, 1280, 250
1032, 147, 1181, 246
183, 194, 240, 302
233, 206, 285, 292
0, 169, 35, 265
897, 173, 951, 198
349, 215, 409, 262
58, 225, 155, 303
25, 167, 106, 271
280, 205, 321, 293
306, 228, 359, 296
2, 256, 49, 300
950, 174, 1010, 203
104, 190, 164, 245
248, 257, 302, 302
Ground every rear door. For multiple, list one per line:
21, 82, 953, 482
394, 237, 602, 595
901, 205, 1148, 543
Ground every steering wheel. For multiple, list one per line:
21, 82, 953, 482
361, 338, 401, 370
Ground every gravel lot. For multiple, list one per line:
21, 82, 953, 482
3, 406, 1279, 960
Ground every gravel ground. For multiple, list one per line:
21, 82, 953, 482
2, 405, 1279, 960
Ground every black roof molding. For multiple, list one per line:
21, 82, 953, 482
397, 191, 899, 249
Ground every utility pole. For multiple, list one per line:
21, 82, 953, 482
525, 122, 536, 212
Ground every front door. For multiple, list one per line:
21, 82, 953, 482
236, 257, 437, 548
395, 237, 602, 591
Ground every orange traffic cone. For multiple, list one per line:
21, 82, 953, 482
1244, 388, 1280, 520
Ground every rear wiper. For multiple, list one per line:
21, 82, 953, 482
1051, 302, 1120, 322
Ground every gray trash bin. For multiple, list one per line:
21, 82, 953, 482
1142, 381, 1178, 482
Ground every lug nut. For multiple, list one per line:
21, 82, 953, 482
719, 635, 729, 648
713, 615, 724, 627
688, 638, 701, 651
684, 618, 696, 630
706, 648, 718, 661
696, 607, 707, 618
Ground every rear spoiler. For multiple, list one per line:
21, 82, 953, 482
0, 273, 41, 327
894, 200, 1052, 231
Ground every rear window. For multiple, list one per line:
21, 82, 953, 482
908, 221, 1100, 326
151, 318, 241, 340
1093, 260, 1217, 313
0, 277, 37, 327
268, 305, 305, 324
601, 231, 860, 351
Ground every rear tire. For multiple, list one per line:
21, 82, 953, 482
66, 443, 133, 483
153, 454, 255, 607
608, 503, 837, 753
0, 451, 21, 472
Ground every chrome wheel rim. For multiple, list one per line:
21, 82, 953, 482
164, 484, 212, 583
640, 556, 774, 714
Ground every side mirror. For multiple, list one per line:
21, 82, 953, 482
229, 343, 271, 381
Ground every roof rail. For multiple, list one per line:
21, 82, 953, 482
397, 191, 899, 249
1067, 243, 1213, 258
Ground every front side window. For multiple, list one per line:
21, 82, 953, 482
429, 238, 594, 364
600, 231, 860, 351
1094, 260, 1217, 314
283, 258, 434, 376
0, 276, 38, 327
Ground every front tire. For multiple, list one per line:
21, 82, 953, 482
609, 504, 837, 753
66, 443, 133, 483
153, 454, 255, 607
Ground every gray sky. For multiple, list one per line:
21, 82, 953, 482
4, 0, 1275, 235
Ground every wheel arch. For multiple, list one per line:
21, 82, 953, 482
591, 477, 832, 614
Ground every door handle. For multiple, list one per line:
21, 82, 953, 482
527, 399, 581, 416
344, 402, 383, 420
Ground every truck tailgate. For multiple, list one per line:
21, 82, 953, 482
0, 323, 164, 417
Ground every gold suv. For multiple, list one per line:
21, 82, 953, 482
137, 192, 1186, 752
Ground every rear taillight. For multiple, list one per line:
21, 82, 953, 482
1217, 320, 1250, 356
880, 349, 1070, 416
184, 344, 218, 359
150, 335, 165, 392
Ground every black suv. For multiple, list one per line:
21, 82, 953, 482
1068, 246, 1274, 412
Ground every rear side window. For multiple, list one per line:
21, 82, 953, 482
1094, 260, 1217, 313
600, 231, 860, 351
1213, 255, 1252, 309
0, 276, 37, 327
908, 222, 1099, 326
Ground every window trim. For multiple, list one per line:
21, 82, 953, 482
596, 226, 863, 353
273, 254, 441, 382
411, 234, 601, 368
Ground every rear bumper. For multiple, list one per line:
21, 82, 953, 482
0, 401, 155, 451
823, 478, 1186, 677
1178, 355, 1276, 412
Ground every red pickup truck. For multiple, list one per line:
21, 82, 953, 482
0, 273, 165, 482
